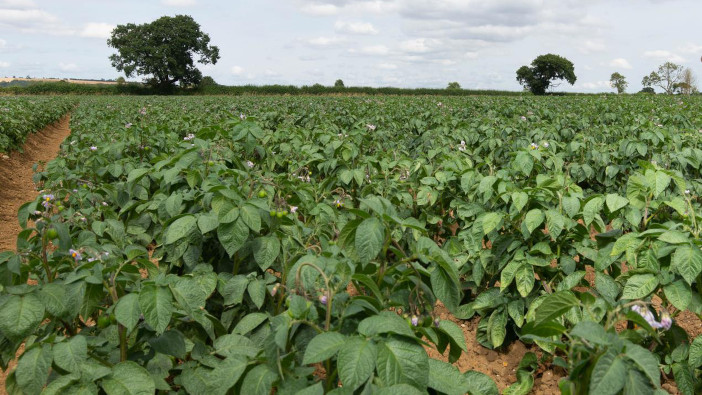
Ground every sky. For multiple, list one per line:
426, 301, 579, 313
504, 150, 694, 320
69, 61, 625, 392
0, 0, 701, 92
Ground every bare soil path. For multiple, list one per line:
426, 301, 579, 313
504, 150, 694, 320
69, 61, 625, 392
0, 115, 71, 394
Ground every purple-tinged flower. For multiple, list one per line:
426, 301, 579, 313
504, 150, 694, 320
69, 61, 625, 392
521, 116, 527, 121
33, 210, 42, 215
685, 189, 691, 195
125, 122, 132, 128
90, 146, 97, 151
246, 160, 254, 168
102, 202, 108, 206
543, 142, 549, 148
334, 199, 343, 208
434, 318, 440, 327
366, 124, 376, 131
270, 284, 280, 297
183, 133, 195, 141
529, 143, 538, 150
43, 194, 55, 202
289, 206, 298, 214
139, 107, 147, 115
69, 249, 82, 262
240, 113, 247, 120
411, 315, 419, 326
319, 294, 328, 305
659, 311, 672, 330
458, 140, 467, 151
437, 102, 443, 107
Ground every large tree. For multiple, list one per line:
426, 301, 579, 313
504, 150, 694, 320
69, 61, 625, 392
516, 54, 576, 95
107, 15, 220, 90
609, 72, 628, 94
641, 62, 683, 94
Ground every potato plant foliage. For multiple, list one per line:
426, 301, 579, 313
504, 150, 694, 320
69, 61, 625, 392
0, 97, 76, 153
2, 95, 702, 394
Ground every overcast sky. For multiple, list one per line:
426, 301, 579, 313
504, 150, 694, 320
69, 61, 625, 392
0, 0, 700, 92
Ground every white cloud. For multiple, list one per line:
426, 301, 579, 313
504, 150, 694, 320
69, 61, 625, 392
580, 80, 610, 90
609, 58, 632, 69
0, 61, 9, 67
58, 62, 76, 71
0, 38, 5, 48
0, 8, 59, 27
334, 21, 378, 35
643, 50, 685, 63
579, 40, 606, 54
161, 0, 197, 6
349, 45, 388, 55
0, 0, 36, 9
678, 42, 702, 54
231, 66, 245, 75
300, 3, 338, 15
378, 63, 397, 69
306, 36, 347, 47
80, 23, 114, 39
464, 51, 478, 59
264, 69, 280, 77
400, 38, 440, 54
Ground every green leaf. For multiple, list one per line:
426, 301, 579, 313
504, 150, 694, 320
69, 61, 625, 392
427, 358, 470, 395
355, 217, 384, 262
503, 370, 534, 395
15, 344, 52, 395
148, 330, 186, 359
218, 218, 249, 257
197, 212, 219, 234
53, 335, 87, 373
658, 230, 690, 245
653, 171, 671, 197
463, 370, 499, 395
595, 272, 620, 302
664, 280, 692, 311
138, 285, 174, 334
488, 309, 508, 348
102, 361, 156, 395
624, 343, 661, 388
376, 337, 429, 388
583, 196, 604, 226
253, 236, 280, 270
515, 264, 534, 297
482, 212, 502, 235
590, 348, 626, 395
624, 369, 654, 395
233, 312, 268, 335
605, 193, 629, 212
431, 264, 461, 312
533, 291, 579, 326
303, 332, 346, 364
337, 337, 378, 390
621, 274, 659, 300
247, 279, 267, 309
524, 209, 544, 234
241, 365, 277, 395
511, 192, 528, 212
375, 384, 424, 395
500, 259, 521, 292
208, 357, 249, 395
671, 245, 702, 285
241, 204, 261, 233
38, 283, 69, 318
672, 362, 694, 395
438, 320, 468, 352
562, 196, 581, 218
358, 311, 414, 338
164, 215, 197, 245
689, 335, 702, 368
115, 293, 141, 332
0, 293, 44, 341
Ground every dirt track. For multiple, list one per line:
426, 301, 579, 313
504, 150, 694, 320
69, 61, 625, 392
0, 115, 70, 393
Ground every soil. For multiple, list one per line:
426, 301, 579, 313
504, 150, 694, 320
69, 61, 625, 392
0, 115, 71, 394
0, 77, 117, 85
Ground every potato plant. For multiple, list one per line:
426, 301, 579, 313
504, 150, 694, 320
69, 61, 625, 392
1, 95, 702, 394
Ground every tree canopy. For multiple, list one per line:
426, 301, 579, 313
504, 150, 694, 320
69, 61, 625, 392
107, 15, 220, 91
334, 79, 345, 88
641, 62, 683, 94
516, 54, 576, 95
447, 81, 461, 90
609, 72, 628, 94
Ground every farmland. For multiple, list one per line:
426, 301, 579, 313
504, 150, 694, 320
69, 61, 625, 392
0, 97, 76, 153
1, 94, 702, 394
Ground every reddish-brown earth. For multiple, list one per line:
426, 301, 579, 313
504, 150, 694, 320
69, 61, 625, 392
0, 115, 71, 395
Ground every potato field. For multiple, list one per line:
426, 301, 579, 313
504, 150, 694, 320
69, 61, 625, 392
2, 95, 702, 394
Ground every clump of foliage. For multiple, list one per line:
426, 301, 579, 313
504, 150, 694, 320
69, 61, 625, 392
610, 72, 628, 94
642, 62, 684, 94
447, 82, 461, 90
516, 54, 577, 95
107, 15, 220, 91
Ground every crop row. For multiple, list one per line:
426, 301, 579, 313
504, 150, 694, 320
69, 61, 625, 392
1, 95, 702, 394
0, 97, 76, 153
